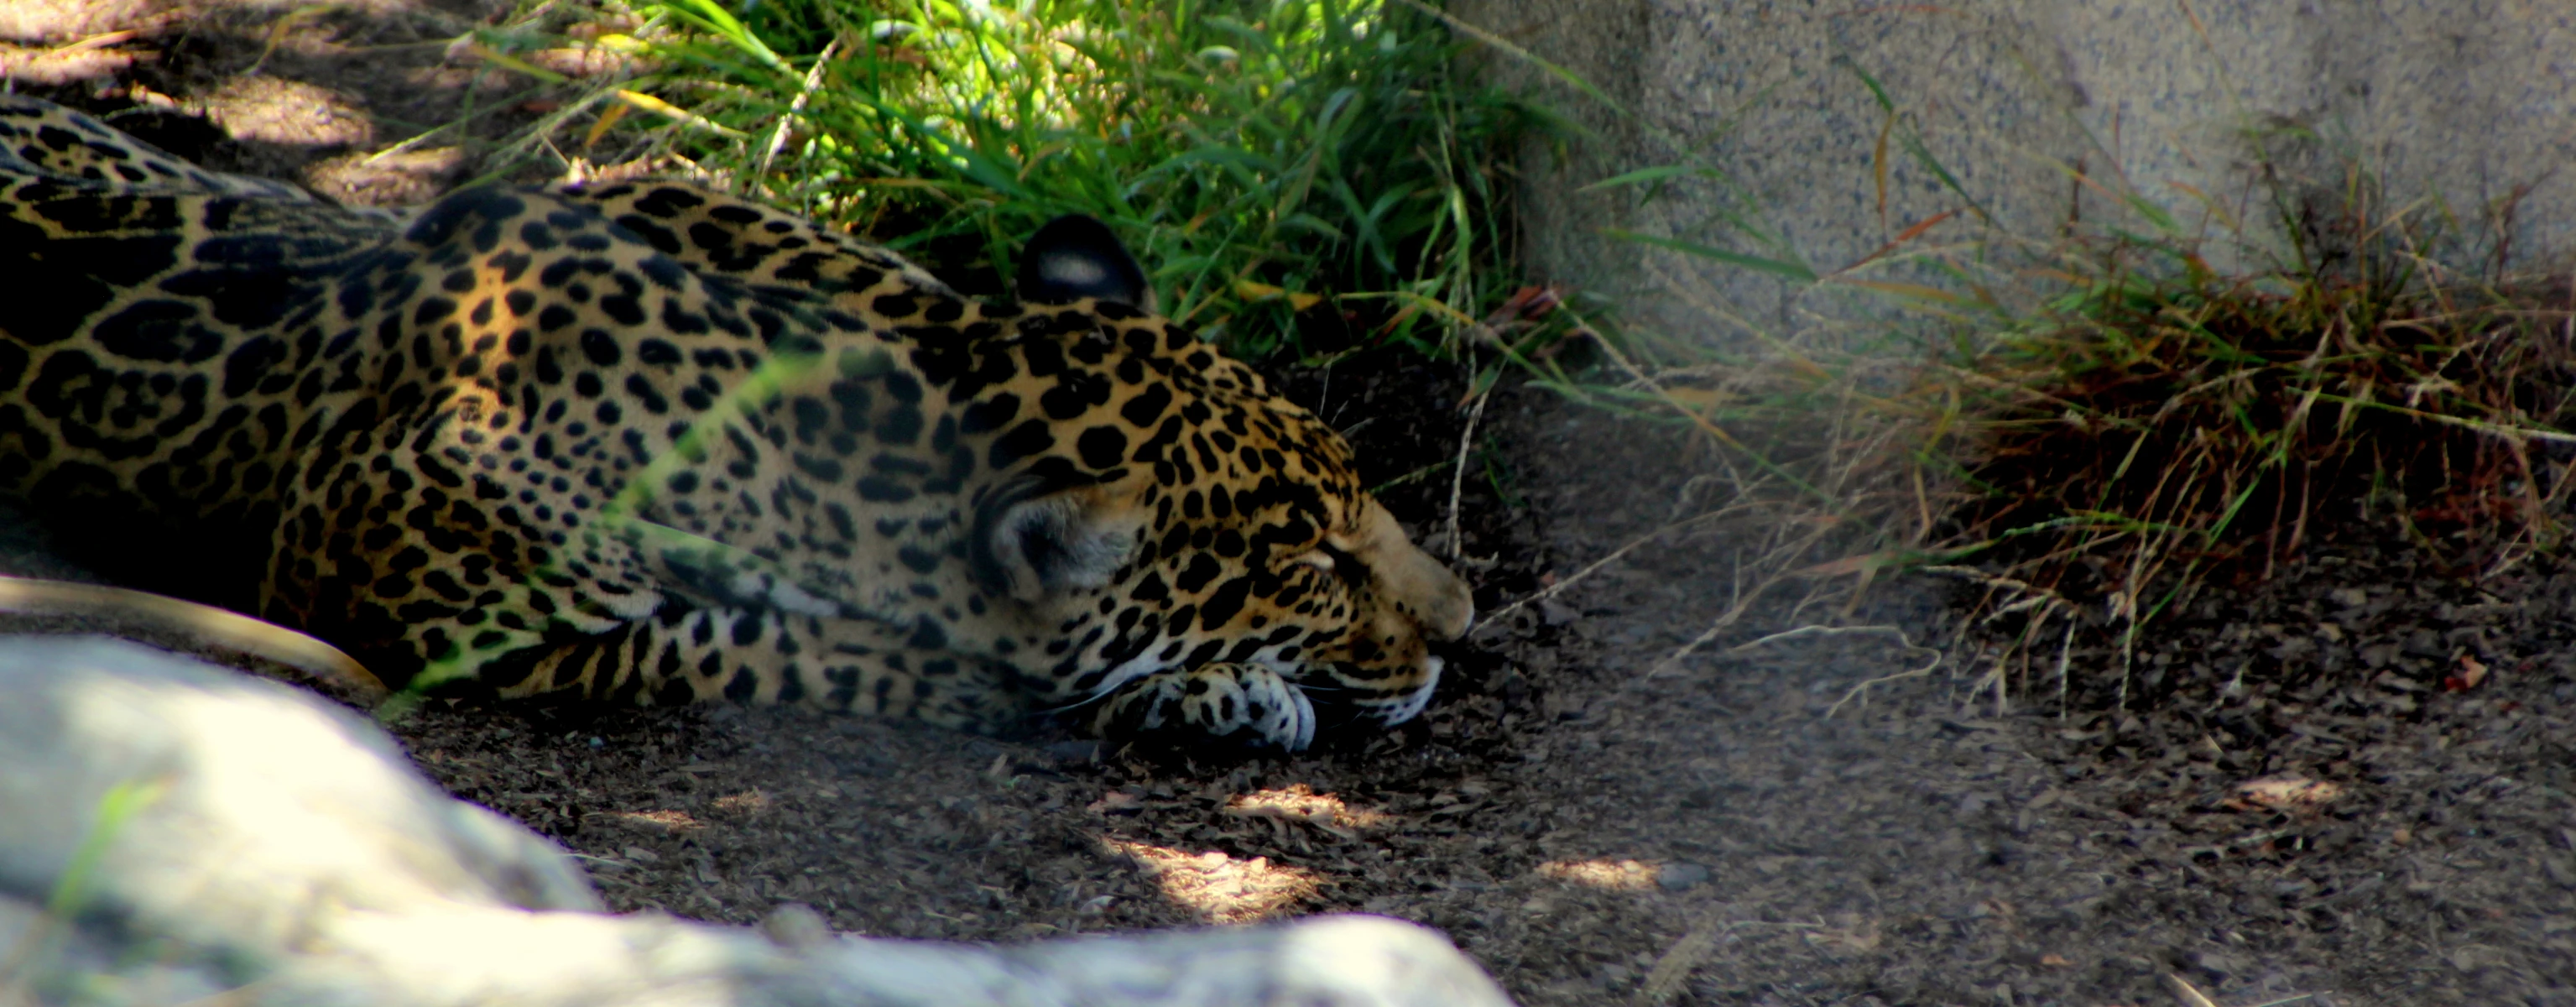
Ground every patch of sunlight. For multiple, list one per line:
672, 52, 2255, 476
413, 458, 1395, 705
1536, 858, 1661, 890
0, 41, 138, 86
1106, 839, 1316, 924
304, 145, 466, 207
2227, 775, 2344, 813
201, 76, 373, 147
593, 809, 702, 834
524, 46, 647, 79
711, 790, 769, 817
0, 1, 159, 44
1224, 783, 1384, 838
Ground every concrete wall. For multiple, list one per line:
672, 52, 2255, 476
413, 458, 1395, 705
1453, 0, 2576, 353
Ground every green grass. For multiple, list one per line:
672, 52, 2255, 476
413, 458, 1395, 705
0, 776, 168, 999
461, 0, 1551, 362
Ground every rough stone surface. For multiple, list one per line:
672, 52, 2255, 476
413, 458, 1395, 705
0, 637, 1510, 1007
1455, 0, 2576, 350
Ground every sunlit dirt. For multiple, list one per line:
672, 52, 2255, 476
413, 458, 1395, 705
1534, 858, 1661, 891
1104, 839, 1318, 925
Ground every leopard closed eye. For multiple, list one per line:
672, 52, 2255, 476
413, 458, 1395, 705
0, 96, 1473, 751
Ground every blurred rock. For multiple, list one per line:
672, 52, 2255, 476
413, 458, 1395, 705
0, 636, 1511, 1006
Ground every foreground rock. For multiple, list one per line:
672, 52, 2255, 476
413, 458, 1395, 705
0, 637, 1510, 1006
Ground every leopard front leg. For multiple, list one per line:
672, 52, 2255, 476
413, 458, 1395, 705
273, 568, 1033, 732
482, 603, 1036, 733
263, 477, 1030, 732
1088, 665, 1318, 751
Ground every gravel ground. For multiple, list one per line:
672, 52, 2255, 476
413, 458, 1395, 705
4, 3, 2573, 1003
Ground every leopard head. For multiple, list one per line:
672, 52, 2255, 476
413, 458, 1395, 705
963, 218, 1474, 731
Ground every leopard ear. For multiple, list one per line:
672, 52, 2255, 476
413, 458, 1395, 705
1016, 214, 1156, 312
973, 483, 1146, 603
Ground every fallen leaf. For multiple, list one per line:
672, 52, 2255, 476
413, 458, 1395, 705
2443, 654, 2489, 692
1233, 279, 1322, 310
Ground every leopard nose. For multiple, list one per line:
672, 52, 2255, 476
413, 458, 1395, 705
1352, 497, 1474, 639
1419, 566, 1473, 640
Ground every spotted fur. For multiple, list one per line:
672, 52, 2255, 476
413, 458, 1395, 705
0, 97, 1472, 750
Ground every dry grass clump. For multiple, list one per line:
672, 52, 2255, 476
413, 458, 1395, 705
1927, 243, 2576, 701
1553, 169, 2576, 710
1950, 263, 2576, 572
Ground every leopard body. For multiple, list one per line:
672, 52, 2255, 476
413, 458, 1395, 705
0, 97, 1472, 749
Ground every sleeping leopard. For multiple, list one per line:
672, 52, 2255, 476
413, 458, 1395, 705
0, 97, 1473, 751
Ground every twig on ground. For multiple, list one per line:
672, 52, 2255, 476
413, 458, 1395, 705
1473, 500, 1754, 631
2160, 970, 2323, 1007
1925, 565, 2080, 714
1442, 381, 1492, 561
1821, 628, 1945, 718
1642, 576, 1781, 679
1634, 921, 1718, 1005
2165, 973, 2222, 1007
1723, 624, 1922, 655
1664, 474, 1726, 522
1645, 519, 1839, 676
1633, 918, 1826, 1006
1691, 623, 1948, 718
2051, 616, 2076, 718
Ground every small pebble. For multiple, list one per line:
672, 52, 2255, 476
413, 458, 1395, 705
759, 902, 833, 949
1045, 739, 1103, 763
1656, 862, 1710, 891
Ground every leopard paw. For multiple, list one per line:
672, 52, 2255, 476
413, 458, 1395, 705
1090, 664, 1316, 751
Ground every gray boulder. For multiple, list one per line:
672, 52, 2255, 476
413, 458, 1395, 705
1456, 0, 2576, 351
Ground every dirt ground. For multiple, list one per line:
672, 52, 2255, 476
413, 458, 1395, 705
5, 3, 2574, 1004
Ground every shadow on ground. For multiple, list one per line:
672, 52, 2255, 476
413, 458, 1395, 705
4, 0, 529, 203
